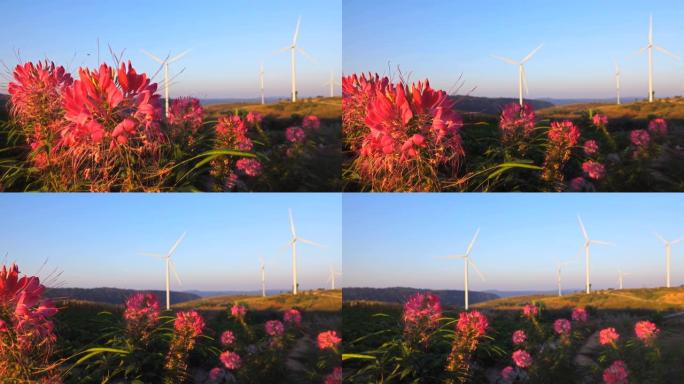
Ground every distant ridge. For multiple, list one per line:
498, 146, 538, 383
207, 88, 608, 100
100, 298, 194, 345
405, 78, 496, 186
449, 95, 553, 115
44, 287, 200, 305
343, 287, 498, 307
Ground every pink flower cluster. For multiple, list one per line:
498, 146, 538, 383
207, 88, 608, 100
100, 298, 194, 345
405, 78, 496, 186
265, 319, 285, 337
168, 97, 203, 133
571, 307, 588, 322
174, 310, 205, 338
599, 327, 620, 346
219, 350, 242, 370
246, 111, 263, 124
522, 304, 538, 318
648, 118, 667, 136
208, 367, 225, 382
603, 360, 628, 384
500, 365, 515, 381
324, 366, 342, 384
512, 349, 533, 369
583, 140, 599, 156
512, 329, 526, 345
235, 158, 262, 177
593, 114, 608, 127
123, 293, 160, 338
302, 115, 321, 131
283, 308, 302, 327
342, 73, 389, 149
582, 160, 606, 180
230, 304, 247, 320
630, 129, 650, 148
548, 120, 581, 148
553, 318, 571, 335
317, 330, 341, 350
634, 320, 659, 344
220, 330, 236, 346
456, 310, 489, 338
402, 292, 442, 339
285, 126, 306, 143
499, 102, 536, 138
542, 120, 581, 185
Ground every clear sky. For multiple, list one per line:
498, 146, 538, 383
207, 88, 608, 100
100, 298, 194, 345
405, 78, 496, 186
0, 0, 342, 98
0, 194, 341, 292
343, 193, 684, 291
343, 0, 684, 99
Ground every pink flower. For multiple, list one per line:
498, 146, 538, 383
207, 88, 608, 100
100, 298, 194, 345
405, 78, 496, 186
512, 349, 532, 369
215, 115, 253, 151
220, 330, 236, 346
501, 366, 515, 381
648, 118, 667, 136
168, 97, 203, 132
285, 126, 306, 143
403, 292, 442, 335
512, 330, 526, 345
208, 367, 225, 382
593, 114, 608, 127
302, 115, 321, 131
569, 177, 589, 192
634, 320, 659, 344
582, 160, 606, 180
246, 111, 263, 124
174, 310, 205, 338
265, 320, 284, 337
522, 304, 538, 318
219, 351, 242, 370
0, 319, 7, 332
571, 307, 588, 322
630, 129, 650, 147
317, 330, 341, 350
548, 120, 581, 147
500, 102, 536, 137
554, 318, 571, 335
123, 292, 160, 330
230, 304, 247, 320
283, 309, 302, 327
235, 158, 262, 177
324, 367, 342, 384
456, 310, 489, 338
583, 140, 599, 156
599, 327, 620, 346
603, 360, 628, 384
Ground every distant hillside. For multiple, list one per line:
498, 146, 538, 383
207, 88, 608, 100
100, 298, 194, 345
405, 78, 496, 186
449, 95, 553, 115
485, 289, 584, 298
184, 289, 291, 298
343, 287, 498, 308
203, 96, 341, 120
174, 289, 341, 312
537, 97, 684, 120
539, 97, 641, 106
44, 287, 200, 306
475, 287, 684, 312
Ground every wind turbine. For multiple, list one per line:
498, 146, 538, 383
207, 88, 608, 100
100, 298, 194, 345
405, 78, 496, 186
323, 70, 341, 97
439, 228, 485, 310
556, 260, 573, 297
615, 62, 622, 105
259, 257, 266, 297
637, 15, 681, 102
655, 232, 684, 288
277, 17, 315, 102
141, 48, 191, 117
140, 232, 186, 310
577, 216, 614, 294
259, 63, 265, 105
327, 265, 341, 290
287, 209, 323, 295
492, 44, 543, 106
617, 269, 631, 289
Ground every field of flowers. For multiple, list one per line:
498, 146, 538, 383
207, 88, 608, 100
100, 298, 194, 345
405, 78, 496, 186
0, 60, 341, 192
0, 263, 342, 383
342, 73, 684, 191
342, 292, 684, 383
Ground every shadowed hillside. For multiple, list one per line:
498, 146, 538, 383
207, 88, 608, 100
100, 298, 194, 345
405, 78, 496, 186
44, 287, 200, 305
343, 287, 498, 308
449, 95, 554, 115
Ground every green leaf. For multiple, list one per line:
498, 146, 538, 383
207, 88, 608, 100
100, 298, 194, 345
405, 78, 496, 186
342, 353, 377, 361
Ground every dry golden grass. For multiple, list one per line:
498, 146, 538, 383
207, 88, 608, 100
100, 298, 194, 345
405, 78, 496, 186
173, 289, 342, 313
537, 97, 684, 120
203, 97, 341, 120
474, 287, 684, 312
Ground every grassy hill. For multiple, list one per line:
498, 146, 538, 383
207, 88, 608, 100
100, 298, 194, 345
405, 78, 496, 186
537, 97, 684, 120
474, 287, 684, 313
203, 97, 341, 120
174, 289, 341, 312
343, 287, 498, 308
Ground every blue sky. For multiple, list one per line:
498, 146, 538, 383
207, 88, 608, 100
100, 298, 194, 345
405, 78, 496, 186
343, 0, 684, 99
0, 0, 341, 98
343, 193, 684, 291
0, 194, 341, 291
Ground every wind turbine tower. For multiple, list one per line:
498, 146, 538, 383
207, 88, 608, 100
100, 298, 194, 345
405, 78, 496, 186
492, 44, 543, 106
141, 49, 191, 118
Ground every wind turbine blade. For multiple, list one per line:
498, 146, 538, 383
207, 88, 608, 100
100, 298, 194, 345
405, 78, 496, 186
655, 232, 667, 244
292, 16, 301, 45
168, 49, 191, 63
649, 14, 653, 43
521, 43, 543, 63
655, 46, 682, 60
591, 240, 614, 246
297, 47, 317, 63
169, 260, 182, 285
575, 246, 584, 258
274, 46, 290, 55
279, 241, 293, 253
465, 228, 480, 256
288, 209, 296, 237
435, 254, 465, 260
167, 232, 187, 257
577, 215, 589, 241
469, 259, 486, 281
139, 252, 164, 259
491, 54, 518, 65
141, 49, 164, 64
298, 238, 324, 248
670, 237, 684, 245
